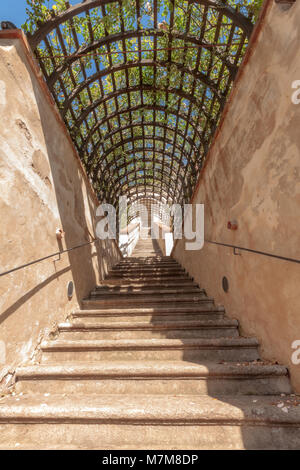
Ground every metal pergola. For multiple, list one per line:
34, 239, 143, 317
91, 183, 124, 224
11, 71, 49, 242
27, 0, 255, 209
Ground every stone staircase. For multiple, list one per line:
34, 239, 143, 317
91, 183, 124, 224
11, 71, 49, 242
1, 241, 300, 449
131, 234, 163, 257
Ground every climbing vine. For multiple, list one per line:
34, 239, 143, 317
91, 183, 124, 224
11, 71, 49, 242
23, 0, 262, 205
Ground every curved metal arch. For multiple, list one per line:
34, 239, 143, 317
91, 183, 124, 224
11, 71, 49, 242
109, 166, 186, 194
97, 159, 188, 195
85, 120, 199, 156
94, 161, 193, 201
92, 138, 199, 205
92, 153, 196, 189
108, 158, 184, 177
110, 180, 181, 206
74, 83, 215, 133
27, 0, 255, 209
46, 29, 237, 88
126, 186, 185, 206
109, 173, 184, 200
97, 155, 188, 188
111, 188, 175, 209
89, 143, 199, 179
28, 0, 253, 50
61, 60, 225, 118
97, 174, 191, 210
126, 185, 184, 207
123, 190, 173, 206
126, 193, 172, 209
89, 135, 197, 177
79, 103, 205, 155
96, 154, 191, 179
76, 86, 213, 159
86, 126, 203, 174
116, 195, 174, 221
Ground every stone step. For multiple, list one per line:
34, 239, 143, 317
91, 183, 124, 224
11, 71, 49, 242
112, 263, 180, 272
113, 266, 182, 271
133, 244, 157, 247
82, 294, 213, 308
131, 254, 160, 258
133, 244, 157, 246
56, 318, 239, 340
106, 271, 190, 279
110, 269, 185, 275
90, 287, 204, 297
115, 258, 178, 261
104, 275, 192, 283
40, 337, 260, 362
15, 361, 291, 396
108, 272, 187, 279
116, 261, 178, 266
97, 280, 197, 288
73, 306, 225, 323
131, 249, 159, 252
132, 252, 160, 254
0, 394, 299, 449
112, 264, 184, 270
120, 254, 174, 258
115, 260, 178, 266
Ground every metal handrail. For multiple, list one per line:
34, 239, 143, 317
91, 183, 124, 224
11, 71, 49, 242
0, 238, 100, 278
2, 236, 298, 278
205, 240, 300, 265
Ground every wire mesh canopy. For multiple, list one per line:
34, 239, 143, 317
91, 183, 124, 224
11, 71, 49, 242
27, 0, 255, 208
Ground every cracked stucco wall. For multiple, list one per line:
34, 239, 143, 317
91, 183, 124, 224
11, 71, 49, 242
173, 2, 300, 391
0, 37, 121, 387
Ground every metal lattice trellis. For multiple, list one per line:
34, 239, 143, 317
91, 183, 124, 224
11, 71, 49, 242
26, 0, 255, 209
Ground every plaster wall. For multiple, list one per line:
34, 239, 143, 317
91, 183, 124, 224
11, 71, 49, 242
0, 35, 121, 386
173, 2, 300, 391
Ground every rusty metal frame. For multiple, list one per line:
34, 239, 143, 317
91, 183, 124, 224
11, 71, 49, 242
27, 0, 254, 206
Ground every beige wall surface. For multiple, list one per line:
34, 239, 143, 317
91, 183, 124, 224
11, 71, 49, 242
173, 2, 300, 391
0, 36, 121, 387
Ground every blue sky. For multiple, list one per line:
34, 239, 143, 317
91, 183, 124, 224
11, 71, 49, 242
0, 0, 28, 28
0, 0, 78, 28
